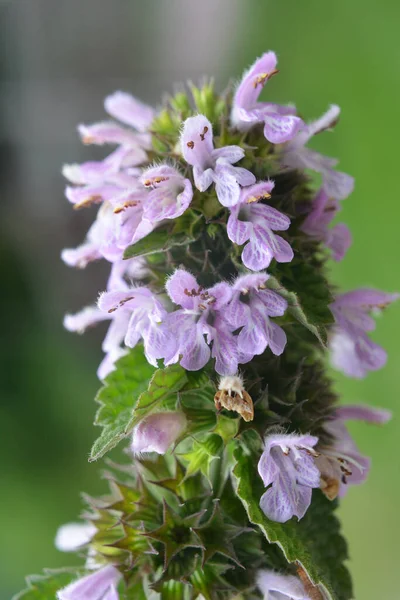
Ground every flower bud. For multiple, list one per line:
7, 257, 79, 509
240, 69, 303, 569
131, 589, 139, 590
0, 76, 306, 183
131, 412, 187, 454
55, 521, 97, 552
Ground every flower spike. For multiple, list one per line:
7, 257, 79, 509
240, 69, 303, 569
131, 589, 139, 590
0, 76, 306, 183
24, 47, 397, 600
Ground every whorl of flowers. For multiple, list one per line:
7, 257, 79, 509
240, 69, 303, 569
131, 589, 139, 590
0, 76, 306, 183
18, 52, 398, 600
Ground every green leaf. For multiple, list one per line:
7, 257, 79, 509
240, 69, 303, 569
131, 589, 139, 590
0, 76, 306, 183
125, 363, 188, 432
266, 274, 331, 346
232, 446, 352, 600
90, 348, 156, 461
13, 569, 81, 600
123, 210, 203, 259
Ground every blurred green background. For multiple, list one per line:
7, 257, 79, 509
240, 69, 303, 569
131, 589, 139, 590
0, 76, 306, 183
1, 1, 398, 598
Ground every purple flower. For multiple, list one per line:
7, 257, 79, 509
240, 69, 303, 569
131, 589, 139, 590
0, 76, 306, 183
301, 187, 352, 261
63, 256, 149, 380
131, 412, 187, 455
316, 404, 391, 499
74, 91, 155, 167
227, 181, 294, 271
61, 203, 122, 268
165, 269, 237, 375
105, 163, 193, 250
78, 120, 150, 151
98, 287, 176, 369
62, 197, 146, 267
63, 162, 193, 264
104, 91, 155, 133
231, 52, 303, 144
257, 570, 310, 600
64, 306, 110, 336
55, 522, 97, 553
63, 147, 144, 210
139, 164, 193, 222
57, 565, 121, 600
225, 273, 287, 362
284, 105, 354, 200
106, 257, 148, 291
63, 304, 128, 380
257, 433, 320, 523
181, 114, 255, 207
330, 289, 399, 378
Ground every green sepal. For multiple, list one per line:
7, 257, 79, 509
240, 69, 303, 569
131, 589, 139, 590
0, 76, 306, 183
105, 479, 142, 513
147, 458, 188, 499
144, 501, 205, 570
122, 578, 149, 600
232, 446, 353, 600
151, 548, 202, 594
150, 108, 181, 151
193, 192, 224, 220
169, 91, 192, 117
213, 414, 240, 444
110, 523, 158, 568
108, 476, 163, 529
193, 501, 245, 568
123, 210, 203, 260
189, 562, 236, 600
180, 434, 224, 482
154, 580, 186, 600
189, 81, 226, 123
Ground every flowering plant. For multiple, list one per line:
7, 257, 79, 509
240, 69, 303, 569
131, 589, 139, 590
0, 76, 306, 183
17, 51, 397, 600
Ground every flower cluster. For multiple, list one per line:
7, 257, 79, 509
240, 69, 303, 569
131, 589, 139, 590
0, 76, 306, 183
257, 404, 391, 522
92, 270, 287, 377
63, 50, 397, 512
51, 50, 398, 599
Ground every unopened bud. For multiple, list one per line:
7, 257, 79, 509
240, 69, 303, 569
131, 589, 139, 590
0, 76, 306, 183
131, 412, 187, 454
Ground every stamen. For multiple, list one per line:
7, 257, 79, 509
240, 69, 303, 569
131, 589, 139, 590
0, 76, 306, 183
246, 192, 271, 204
73, 195, 103, 210
253, 69, 279, 89
199, 126, 209, 141
113, 200, 139, 214
107, 296, 134, 313
143, 176, 169, 188
187, 141, 195, 149
301, 447, 320, 458
184, 287, 201, 297
82, 135, 95, 145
